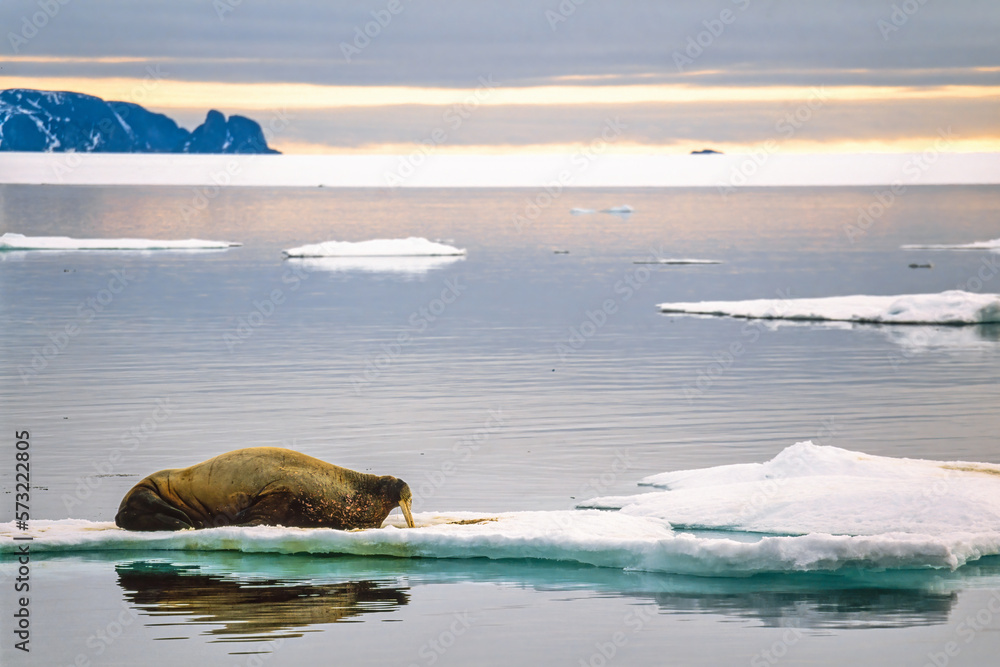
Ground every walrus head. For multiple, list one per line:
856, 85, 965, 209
380, 476, 415, 528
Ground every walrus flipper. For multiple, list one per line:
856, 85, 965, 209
116, 486, 196, 531
232, 491, 301, 527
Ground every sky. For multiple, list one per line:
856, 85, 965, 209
1, 0, 998, 155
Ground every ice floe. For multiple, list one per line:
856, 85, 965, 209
580, 441, 1000, 537
283, 237, 465, 258
570, 205, 633, 216
3, 444, 998, 577
902, 238, 1000, 252
0, 233, 241, 250
634, 258, 722, 265
657, 290, 1000, 325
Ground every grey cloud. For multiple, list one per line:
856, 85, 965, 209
219, 97, 999, 150
3, 0, 999, 87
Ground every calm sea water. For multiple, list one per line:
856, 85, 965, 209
1, 184, 999, 666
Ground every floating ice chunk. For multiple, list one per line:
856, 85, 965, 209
657, 290, 1000, 325
601, 205, 633, 214
0, 233, 241, 250
283, 237, 466, 258
5, 443, 998, 577
634, 258, 722, 265
290, 255, 464, 275
580, 441, 1000, 538
902, 238, 1000, 251
3, 509, 998, 575
570, 208, 596, 214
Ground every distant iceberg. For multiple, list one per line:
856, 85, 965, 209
634, 258, 722, 265
579, 441, 1000, 540
657, 290, 1000, 325
283, 237, 466, 258
0, 233, 241, 250
570, 205, 633, 215
3, 442, 999, 576
290, 255, 464, 275
902, 238, 1000, 251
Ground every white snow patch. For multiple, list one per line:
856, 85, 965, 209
581, 441, 1000, 538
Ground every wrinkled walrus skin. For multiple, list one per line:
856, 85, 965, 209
115, 447, 414, 531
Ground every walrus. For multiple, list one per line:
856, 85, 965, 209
115, 447, 414, 531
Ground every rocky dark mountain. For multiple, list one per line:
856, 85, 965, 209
0, 89, 279, 154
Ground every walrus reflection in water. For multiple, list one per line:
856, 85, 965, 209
115, 447, 415, 531
117, 562, 409, 637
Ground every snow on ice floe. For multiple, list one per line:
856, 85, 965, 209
3, 443, 1000, 576
634, 258, 722, 265
902, 238, 1000, 252
290, 255, 464, 276
0, 233, 241, 250
579, 442, 1000, 538
657, 290, 1000, 325
283, 237, 466, 258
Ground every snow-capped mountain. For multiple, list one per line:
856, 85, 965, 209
0, 89, 280, 154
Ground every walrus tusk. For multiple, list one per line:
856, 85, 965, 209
400, 497, 415, 528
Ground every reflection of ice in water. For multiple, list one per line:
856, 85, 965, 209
881, 323, 1000, 350
0, 249, 231, 262
754, 320, 1000, 351
290, 255, 464, 276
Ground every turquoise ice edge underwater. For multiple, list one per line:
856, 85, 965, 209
2, 185, 1000, 665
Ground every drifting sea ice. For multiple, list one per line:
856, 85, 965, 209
570, 205, 633, 215
283, 237, 466, 258
634, 258, 722, 265
902, 237, 1000, 251
3, 444, 999, 577
0, 233, 241, 250
579, 441, 1000, 537
657, 290, 1000, 325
